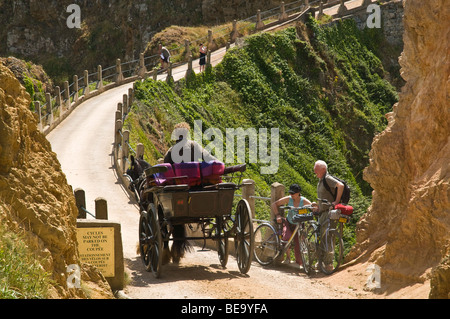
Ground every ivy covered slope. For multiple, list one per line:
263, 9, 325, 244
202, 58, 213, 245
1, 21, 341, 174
125, 17, 398, 251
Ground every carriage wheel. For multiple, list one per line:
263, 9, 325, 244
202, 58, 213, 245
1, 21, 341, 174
234, 199, 254, 274
216, 216, 229, 268
139, 204, 162, 278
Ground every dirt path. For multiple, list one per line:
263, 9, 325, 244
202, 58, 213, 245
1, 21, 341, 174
124, 243, 377, 299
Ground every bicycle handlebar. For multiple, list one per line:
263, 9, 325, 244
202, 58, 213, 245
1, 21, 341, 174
279, 205, 314, 211
317, 198, 334, 208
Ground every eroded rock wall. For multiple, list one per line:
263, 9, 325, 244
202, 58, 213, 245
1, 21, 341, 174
349, 0, 449, 294
0, 64, 113, 298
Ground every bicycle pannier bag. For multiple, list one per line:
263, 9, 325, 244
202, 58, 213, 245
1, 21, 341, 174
335, 203, 353, 216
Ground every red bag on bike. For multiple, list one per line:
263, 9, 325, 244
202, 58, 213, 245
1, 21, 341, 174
335, 203, 353, 216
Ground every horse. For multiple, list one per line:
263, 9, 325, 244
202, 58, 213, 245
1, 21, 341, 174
126, 155, 151, 200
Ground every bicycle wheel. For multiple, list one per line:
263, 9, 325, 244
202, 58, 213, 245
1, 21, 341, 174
319, 227, 343, 275
298, 226, 312, 275
253, 223, 280, 266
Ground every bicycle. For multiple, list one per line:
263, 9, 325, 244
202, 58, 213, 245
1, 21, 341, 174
253, 199, 350, 276
253, 205, 315, 267
297, 198, 349, 275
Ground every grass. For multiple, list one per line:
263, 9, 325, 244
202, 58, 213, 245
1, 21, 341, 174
0, 222, 52, 299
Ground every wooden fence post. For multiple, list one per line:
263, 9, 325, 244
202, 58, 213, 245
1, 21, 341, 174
166, 63, 173, 83
337, 0, 347, 16
122, 130, 130, 172
270, 182, 285, 220
231, 20, 238, 43
45, 92, 53, 126
95, 197, 108, 220
280, 2, 288, 21
73, 75, 79, 102
184, 40, 191, 61
84, 70, 90, 96
186, 55, 193, 79
318, 0, 324, 19
128, 88, 134, 105
35, 101, 42, 131
138, 53, 147, 78
64, 81, 70, 109
136, 143, 145, 159
97, 65, 103, 90
115, 119, 123, 160
122, 94, 128, 115
75, 188, 86, 218
242, 179, 256, 219
116, 59, 124, 83
55, 86, 62, 109
256, 9, 264, 30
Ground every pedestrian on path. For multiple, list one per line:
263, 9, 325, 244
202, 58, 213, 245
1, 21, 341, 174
199, 43, 207, 72
159, 44, 171, 69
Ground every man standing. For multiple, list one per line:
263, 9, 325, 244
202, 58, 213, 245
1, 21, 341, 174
313, 160, 344, 271
313, 160, 344, 208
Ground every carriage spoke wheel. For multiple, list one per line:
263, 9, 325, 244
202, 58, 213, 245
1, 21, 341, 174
139, 204, 162, 278
216, 216, 229, 268
234, 199, 254, 274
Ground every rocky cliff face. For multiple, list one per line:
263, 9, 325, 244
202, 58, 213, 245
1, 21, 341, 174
0, 64, 113, 298
0, 0, 283, 79
348, 0, 449, 297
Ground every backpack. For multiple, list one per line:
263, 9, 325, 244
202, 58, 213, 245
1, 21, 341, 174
323, 174, 351, 204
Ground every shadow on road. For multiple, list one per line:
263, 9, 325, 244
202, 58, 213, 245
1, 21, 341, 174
125, 253, 249, 288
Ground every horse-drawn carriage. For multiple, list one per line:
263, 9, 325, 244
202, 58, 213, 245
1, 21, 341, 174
125, 158, 254, 278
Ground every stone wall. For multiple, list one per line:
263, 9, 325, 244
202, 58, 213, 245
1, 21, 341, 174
380, 0, 404, 47
327, 0, 404, 47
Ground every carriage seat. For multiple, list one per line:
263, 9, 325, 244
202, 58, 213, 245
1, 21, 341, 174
152, 161, 225, 187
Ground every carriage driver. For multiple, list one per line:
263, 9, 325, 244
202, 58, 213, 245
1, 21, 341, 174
161, 122, 218, 264
164, 122, 218, 164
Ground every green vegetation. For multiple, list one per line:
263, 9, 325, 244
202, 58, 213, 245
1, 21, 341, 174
0, 223, 51, 299
125, 16, 398, 256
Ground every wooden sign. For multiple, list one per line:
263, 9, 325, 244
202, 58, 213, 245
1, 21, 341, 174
76, 227, 115, 277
